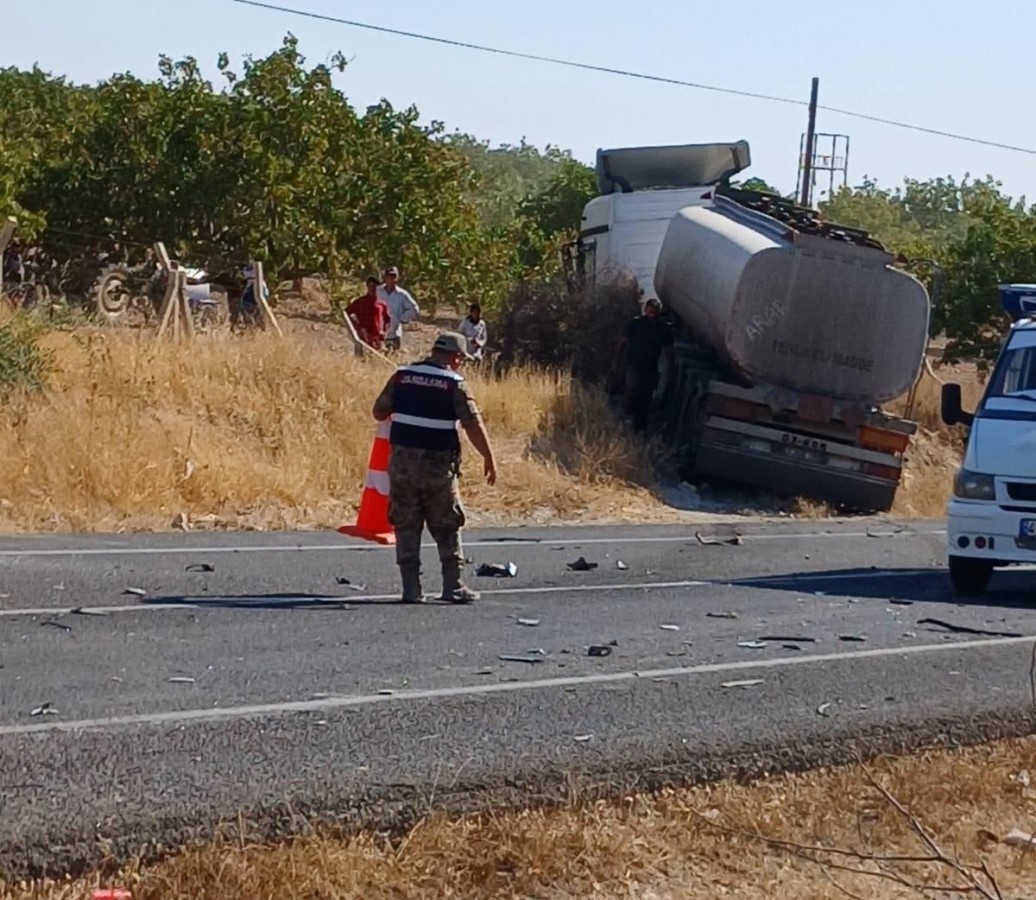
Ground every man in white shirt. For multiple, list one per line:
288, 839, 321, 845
457, 303, 487, 360
377, 266, 420, 351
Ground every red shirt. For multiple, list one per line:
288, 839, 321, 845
347, 293, 390, 346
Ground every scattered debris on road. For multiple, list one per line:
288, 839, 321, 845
377, 689, 395, 696
616, 560, 628, 570
866, 524, 906, 538
660, 624, 681, 632
707, 611, 739, 620
71, 607, 107, 617
566, 557, 598, 572
721, 679, 763, 689
736, 640, 767, 649
40, 620, 71, 632
695, 529, 744, 546
476, 562, 518, 578
816, 702, 833, 717
517, 617, 541, 627
123, 587, 147, 597
30, 703, 58, 717
167, 676, 196, 685
574, 734, 593, 743
499, 654, 544, 665
186, 563, 215, 573
918, 617, 1023, 638
335, 576, 367, 591
758, 635, 817, 644
587, 645, 612, 657
839, 634, 867, 642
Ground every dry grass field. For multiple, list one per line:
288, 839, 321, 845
5, 737, 1036, 899
0, 308, 985, 533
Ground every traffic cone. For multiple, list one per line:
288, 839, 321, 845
338, 419, 395, 545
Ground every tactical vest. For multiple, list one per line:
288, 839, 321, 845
389, 362, 463, 452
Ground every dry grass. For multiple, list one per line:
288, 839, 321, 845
0, 322, 667, 533
6, 738, 1036, 899
0, 306, 988, 531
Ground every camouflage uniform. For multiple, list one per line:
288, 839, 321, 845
373, 358, 481, 602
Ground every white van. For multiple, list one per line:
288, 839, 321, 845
941, 284, 1036, 594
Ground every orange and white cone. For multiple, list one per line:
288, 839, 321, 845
338, 419, 395, 545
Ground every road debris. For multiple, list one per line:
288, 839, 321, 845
706, 611, 739, 620
758, 635, 817, 644
71, 607, 107, 617
516, 617, 541, 627
574, 734, 593, 743
736, 640, 767, 649
666, 649, 687, 657
167, 676, 196, 684
334, 576, 367, 591
30, 703, 58, 717
838, 634, 867, 642
474, 668, 494, 676
377, 689, 395, 696
816, 702, 833, 717
721, 679, 763, 689
566, 557, 598, 572
499, 654, 544, 665
123, 587, 147, 597
918, 617, 1023, 638
660, 624, 681, 632
616, 560, 629, 570
587, 645, 612, 657
476, 562, 518, 578
695, 529, 743, 546
40, 620, 72, 632
866, 524, 906, 538
888, 598, 915, 606
186, 563, 215, 573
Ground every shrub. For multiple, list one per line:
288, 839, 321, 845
0, 314, 52, 394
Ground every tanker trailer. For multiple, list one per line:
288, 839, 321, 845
569, 142, 931, 511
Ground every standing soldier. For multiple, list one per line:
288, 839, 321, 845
372, 332, 498, 604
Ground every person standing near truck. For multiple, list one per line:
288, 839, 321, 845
377, 266, 420, 352
616, 296, 676, 434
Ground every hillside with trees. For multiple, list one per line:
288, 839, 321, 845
3, 35, 1036, 360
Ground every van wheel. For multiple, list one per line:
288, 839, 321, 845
948, 556, 993, 596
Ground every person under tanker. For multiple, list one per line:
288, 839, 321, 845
372, 331, 498, 604
616, 296, 676, 434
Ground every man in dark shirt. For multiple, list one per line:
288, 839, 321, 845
616, 297, 676, 434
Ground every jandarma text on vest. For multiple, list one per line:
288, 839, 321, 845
397, 373, 453, 390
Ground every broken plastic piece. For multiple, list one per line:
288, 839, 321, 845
587, 645, 612, 657
695, 529, 743, 546
123, 587, 147, 596
30, 703, 58, 717
706, 611, 739, 620
168, 676, 196, 684
566, 557, 598, 571
517, 617, 540, 627
721, 679, 763, 689
816, 702, 833, 717
660, 624, 681, 632
498, 654, 544, 664
574, 734, 593, 743
476, 562, 518, 578
838, 634, 867, 642
616, 560, 628, 570
737, 640, 767, 649
186, 563, 215, 573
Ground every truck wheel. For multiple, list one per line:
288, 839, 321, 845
948, 556, 993, 596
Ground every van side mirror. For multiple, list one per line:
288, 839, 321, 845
941, 382, 974, 427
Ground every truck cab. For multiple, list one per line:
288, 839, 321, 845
941, 284, 1036, 594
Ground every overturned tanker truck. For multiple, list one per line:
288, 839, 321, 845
565, 140, 932, 512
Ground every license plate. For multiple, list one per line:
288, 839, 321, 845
1020, 519, 1036, 539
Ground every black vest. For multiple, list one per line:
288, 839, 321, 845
389, 362, 463, 452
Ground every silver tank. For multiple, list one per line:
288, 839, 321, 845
653, 197, 931, 404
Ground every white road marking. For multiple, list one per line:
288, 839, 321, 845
1, 633, 1030, 738
0, 527, 944, 559
0, 579, 711, 618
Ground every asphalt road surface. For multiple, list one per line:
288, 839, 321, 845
2, 518, 1036, 877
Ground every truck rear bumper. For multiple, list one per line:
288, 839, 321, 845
695, 440, 898, 511
947, 499, 1036, 565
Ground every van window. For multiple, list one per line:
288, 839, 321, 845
987, 344, 1036, 397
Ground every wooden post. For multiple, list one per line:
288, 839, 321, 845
252, 262, 283, 336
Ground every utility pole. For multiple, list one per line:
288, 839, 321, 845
799, 77, 820, 208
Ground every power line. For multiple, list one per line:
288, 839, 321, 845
225, 0, 1036, 157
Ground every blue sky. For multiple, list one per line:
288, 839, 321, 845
7, 0, 1035, 203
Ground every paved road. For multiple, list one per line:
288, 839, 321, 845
2, 519, 1036, 877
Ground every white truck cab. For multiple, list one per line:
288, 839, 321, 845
941, 284, 1036, 594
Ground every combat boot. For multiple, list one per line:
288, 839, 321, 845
400, 567, 425, 604
440, 563, 479, 604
